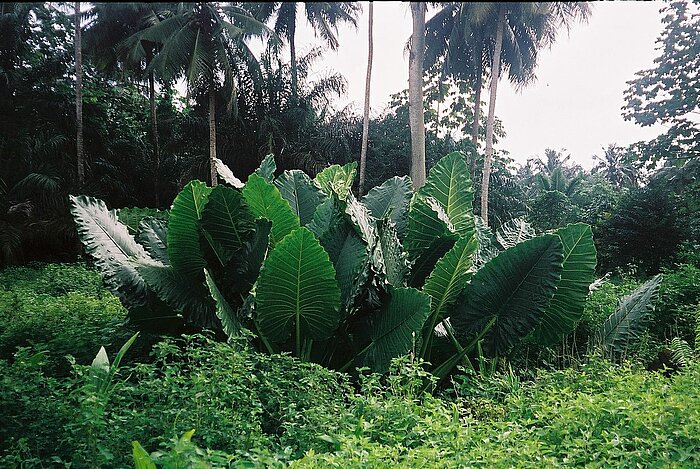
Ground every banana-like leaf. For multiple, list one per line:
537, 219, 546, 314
346, 194, 377, 248
255, 227, 341, 354
236, 219, 272, 293
70, 194, 149, 308
406, 196, 455, 257
354, 287, 431, 373
242, 173, 300, 246
255, 154, 276, 182
200, 185, 256, 266
215, 219, 272, 308
418, 152, 474, 237
473, 215, 499, 268
204, 269, 240, 339
452, 234, 564, 356
136, 217, 169, 265
495, 217, 535, 250
213, 157, 244, 188
307, 197, 346, 246
314, 161, 357, 199
529, 223, 597, 345
311, 203, 351, 264
134, 259, 217, 329
333, 230, 369, 316
596, 275, 662, 357
377, 218, 408, 287
167, 180, 212, 277
118, 207, 168, 234
361, 176, 412, 238
274, 169, 327, 226
421, 235, 478, 356
406, 196, 459, 287
307, 198, 369, 316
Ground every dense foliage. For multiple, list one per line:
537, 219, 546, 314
2, 1, 700, 467
70, 153, 601, 378
1, 264, 700, 468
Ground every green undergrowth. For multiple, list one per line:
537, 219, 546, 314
0, 263, 132, 375
1, 263, 699, 467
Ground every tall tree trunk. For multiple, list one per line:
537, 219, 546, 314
408, 2, 426, 190
75, 1, 84, 187
289, 19, 298, 103
470, 36, 483, 178
358, 2, 374, 196
480, 5, 504, 225
149, 70, 160, 207
209, 83, 217, 187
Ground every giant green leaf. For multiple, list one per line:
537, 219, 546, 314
333, 230, 369, 316
354, 287, 431, 373
418, 152, 474, 237
529, 223, 597, 346
136, 217, 169, 265
255, 154, 276, 182
70, 194, 149, 308
421, 235, 478, 357
200, 185, 256, 266
346, 194, 377, 246
406, 196, 455, 257
213, 157, 244, 188
596, 275, 662, 358
242, 173, 300, 246
473, 215, 499, 268
205, 269, 240, 339
215, 219, 272, 308
307, 197, 346, 247
377, 218, 408, 287
495, 217, 535, 250
361, 175, 412, 238
452, 234, 564, 356
135, 259, 217, 329
274, 169, 327, 225
255, 227, 341, 354
314, 161, 357, 199
406, 196, 459, 287
167, 180, 212, 277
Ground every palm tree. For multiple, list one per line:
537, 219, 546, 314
593, 144, 639, 189
425, 3, 591, 222
409, 2, 427, 189
74, 1, 84, 187
536, 167, 583, 197
358, 2, 373, 196
84, 3, 165, 205
257, 2, 360, 102
136, 3, 271, 186
481, 3, 591, 224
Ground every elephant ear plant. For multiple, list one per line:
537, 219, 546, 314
70, 152, 597, 377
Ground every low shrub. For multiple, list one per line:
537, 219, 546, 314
0, 263, 131, 375
293, 359, 700, 468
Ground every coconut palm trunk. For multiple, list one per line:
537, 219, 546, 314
480, 4, 505, 224
209, 82, 217, 187
75, 1, 84, 187
289, 18, 298, 102
470, 35, 483, 177
408, 2, 426, 190
148, 69, 160, 206
358, 2, 374, 196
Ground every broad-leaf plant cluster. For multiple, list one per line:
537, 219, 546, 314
71, 152, 597, 377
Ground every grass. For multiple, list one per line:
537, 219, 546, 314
1, 263, 699, 467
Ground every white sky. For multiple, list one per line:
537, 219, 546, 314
290, 1, 668, 170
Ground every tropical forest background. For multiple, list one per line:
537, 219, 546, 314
1, 1, 700, 467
